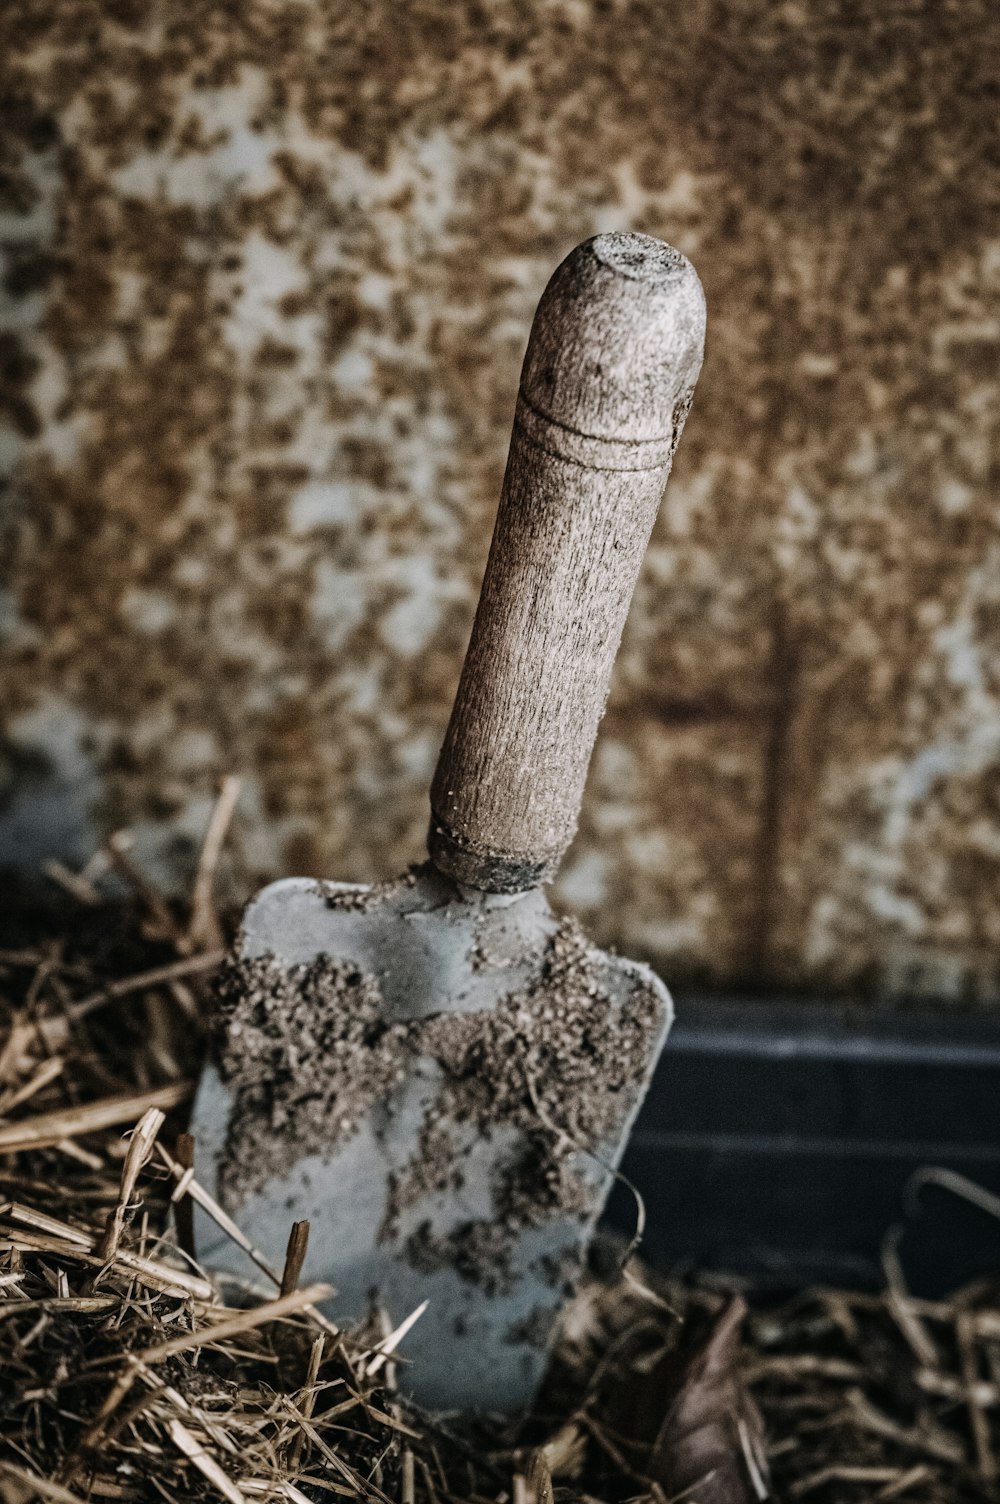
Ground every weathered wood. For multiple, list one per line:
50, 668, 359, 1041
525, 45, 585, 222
429, 233, 706, 892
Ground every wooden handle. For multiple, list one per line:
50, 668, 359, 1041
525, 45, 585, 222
429, 232, 706, 893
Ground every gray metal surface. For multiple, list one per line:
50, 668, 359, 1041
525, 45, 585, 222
192, 866, 672, 1412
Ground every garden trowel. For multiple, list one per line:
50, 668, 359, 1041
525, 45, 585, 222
193, 231, 706, 1413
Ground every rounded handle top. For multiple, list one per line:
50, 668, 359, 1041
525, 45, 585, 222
519, 232, 706, 453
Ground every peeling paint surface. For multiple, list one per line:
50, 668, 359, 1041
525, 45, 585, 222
2, 1, 999, 1001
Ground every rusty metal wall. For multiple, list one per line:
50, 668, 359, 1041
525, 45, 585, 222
2, 1, 999, 1001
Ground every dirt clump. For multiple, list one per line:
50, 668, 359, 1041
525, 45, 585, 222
389, 922, 664, 1289
214, 918, 666, 1287
213, 952, 413, 1205
420, 920, 665, 1150
320, 867, 420, 912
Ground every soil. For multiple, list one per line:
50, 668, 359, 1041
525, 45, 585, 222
213, 951, 411, 1198
319, 867, 420, 912
213, 917, 665, 1290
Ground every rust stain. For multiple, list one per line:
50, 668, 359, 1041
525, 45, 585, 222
745, 601, 799, 985
1, 1, 999, 1000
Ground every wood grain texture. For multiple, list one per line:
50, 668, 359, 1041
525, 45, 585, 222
429, 234, 706, 892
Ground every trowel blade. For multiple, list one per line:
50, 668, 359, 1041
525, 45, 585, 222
191, 864, 672, 1414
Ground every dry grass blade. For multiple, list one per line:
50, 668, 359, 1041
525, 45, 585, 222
168, 1418, 249, 1504
365, 1302, 428, 1378
957, 1310, 997, 1482
172, 1130, 196, 1260
401, 1446, 415, 1504
0, 1085, 188, 1152
844, 1387, 966, 1465
104, 831, 185, 948
0, 1295, 119, 1317
154, 1143, 283, 1283
2, 1203, 92, 1246
1, 1222, 215, 1300
95, 1108, 165, 1262
873, 1465, 932, 1500
187, 775, 243, 951
289, 1334, 325, 1473
526, 1448, 554, 1504
0, 1056, 65, 1114
907, 1169, 1000, 1224
280, 1219, 310, 1297
136, 1282, 333, 1364
788, 1466, 903, 1498
41, 858, 103, 907
0, 1461, 91, 1503
881, 1228, 939, 1371
63, 952, 225, 1029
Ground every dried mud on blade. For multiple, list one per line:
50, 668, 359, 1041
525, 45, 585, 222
195, 866, 671, 1410
193, 231, 706, 1413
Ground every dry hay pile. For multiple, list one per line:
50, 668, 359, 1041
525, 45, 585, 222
2, 794, 1000, 1504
